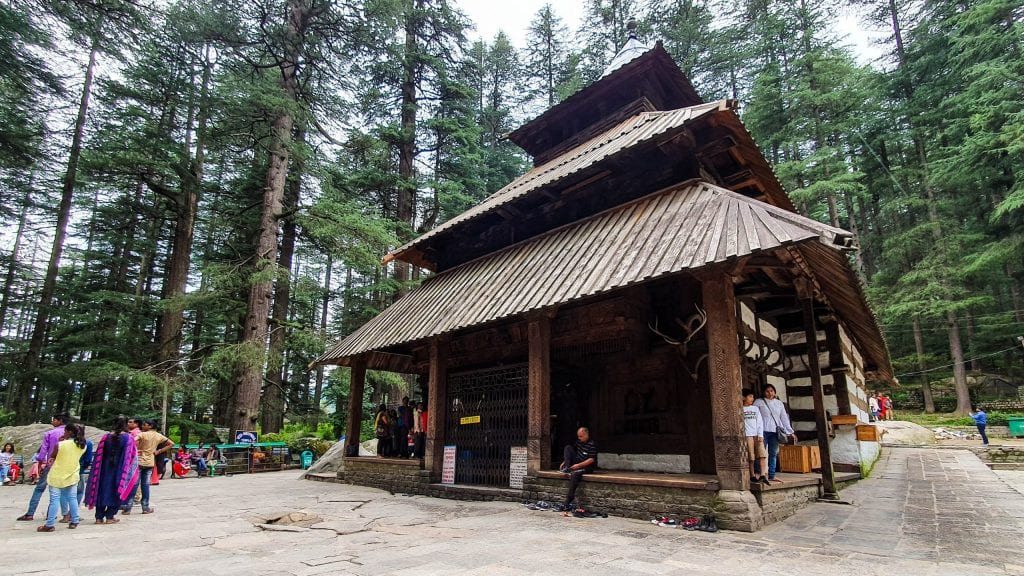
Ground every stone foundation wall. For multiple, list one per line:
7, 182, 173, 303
338, 459, 431, 495
523, 476, 720, 522
971, 446, 1024, 463
320, 460, 846, 532
755, 483, 820, 525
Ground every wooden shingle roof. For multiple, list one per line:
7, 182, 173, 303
318, 180, 889, 377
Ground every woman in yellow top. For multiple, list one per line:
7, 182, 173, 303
38, 424, 87, 532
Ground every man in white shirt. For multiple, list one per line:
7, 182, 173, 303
742, 389, 769, 486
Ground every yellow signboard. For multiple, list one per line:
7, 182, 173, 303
460, 415, 481, 425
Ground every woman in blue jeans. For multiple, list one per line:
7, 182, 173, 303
753, 384, 798, 482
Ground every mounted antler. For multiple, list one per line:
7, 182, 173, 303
740, 335, 790, 373
675, 306, 707, 344
649, 305, 708, 357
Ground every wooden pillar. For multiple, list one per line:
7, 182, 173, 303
344, 356, 366, 457
425, 337, 448, 482
701, 274, 747, 492
824, 320, 852, 415
797, 279, 838, 499
527, 313, 552, 475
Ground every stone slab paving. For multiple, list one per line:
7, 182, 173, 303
2, 447, 1023, 576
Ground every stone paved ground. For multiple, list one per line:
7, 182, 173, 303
3, 447, 1023, 576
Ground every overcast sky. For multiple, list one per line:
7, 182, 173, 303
455, 0, 885, 65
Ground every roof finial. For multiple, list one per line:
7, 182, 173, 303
627, 18, 638, 40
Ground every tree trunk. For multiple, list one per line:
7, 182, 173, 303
394, 0, 421, 299
311, 256, 332, 426
11, 41, 99, 423
947, 311, 971, 415
965, 310, 980, 372
260, 127, 305, 434
913, 316, 935, 413
0, 186, 31, 342
154, 45, 212, 376
230, 0, 306, 435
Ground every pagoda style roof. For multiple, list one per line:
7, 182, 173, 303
318, 180, 891, 379
508, 42, 702, 165
385, 100, 792, 272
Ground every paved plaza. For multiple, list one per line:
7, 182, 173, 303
3, 447, 1023, 576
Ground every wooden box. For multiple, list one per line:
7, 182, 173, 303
778, 444, 822, 474
856, 424, 880, 442
831, 414, 858, 426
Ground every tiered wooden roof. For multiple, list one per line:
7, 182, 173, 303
318, 41, 892, 379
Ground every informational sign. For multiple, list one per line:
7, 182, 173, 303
509, 446, 527, 489
235, 430, 258, 444
460, 415, 481, 425
442, 445, 457, 484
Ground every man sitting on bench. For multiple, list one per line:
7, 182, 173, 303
559, 427, 598, 511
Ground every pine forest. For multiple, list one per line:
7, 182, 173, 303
0, 0, 1022, 438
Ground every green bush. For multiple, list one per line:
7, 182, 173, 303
288, 437, 333, 457
900, 411, 1023, 427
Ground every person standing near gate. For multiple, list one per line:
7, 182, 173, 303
396, 397, 413, 458
559, 427, 598, 511
753, 384, 797, 483
412, 401, 427, 459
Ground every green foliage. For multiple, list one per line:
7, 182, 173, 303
2, 0, 1023, 434
900, 411, 1023, 428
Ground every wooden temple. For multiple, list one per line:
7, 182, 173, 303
314, 35, 892, 531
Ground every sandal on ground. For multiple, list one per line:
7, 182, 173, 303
58, 515, 70, 523
68, 522, 78, 529
16, 514, 33, 521
105, 518, 120, 524
36, 525, 55, 532
142, 508, 154, 514
95, 519, 105, 524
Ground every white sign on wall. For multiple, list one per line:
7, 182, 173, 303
442, 445, 456, 484
509, 446, 527, 489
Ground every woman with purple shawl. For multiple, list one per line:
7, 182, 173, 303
84, 415, 138, 524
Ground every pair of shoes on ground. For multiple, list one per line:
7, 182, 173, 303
571, 508, 607, 518
687, 513, 718, 532
525, 500, 556, 511
652, 516, 679, 527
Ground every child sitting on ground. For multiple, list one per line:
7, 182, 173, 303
742, 388, 769, 486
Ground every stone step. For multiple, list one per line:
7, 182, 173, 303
986, 462, 1024, 471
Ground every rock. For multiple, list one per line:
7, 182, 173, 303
0, 423, 108, 459
302, 437, 376, 476
875, 421, 935, 445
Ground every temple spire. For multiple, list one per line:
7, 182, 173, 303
601, 18, 650, 78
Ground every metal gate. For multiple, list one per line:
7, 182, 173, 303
445, 364, 528, 487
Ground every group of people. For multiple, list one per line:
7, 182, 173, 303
373, 397, 427, 459
14, 413, 179, 531
172, 443, 224, 477
868, 392, 895, 421
742, 384, 797, 486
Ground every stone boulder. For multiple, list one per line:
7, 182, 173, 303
0, 423, 108, 459
876, 420, 935, 445
301, 437, 376, 476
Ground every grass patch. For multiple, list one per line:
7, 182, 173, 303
899, 411, 1023, 427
